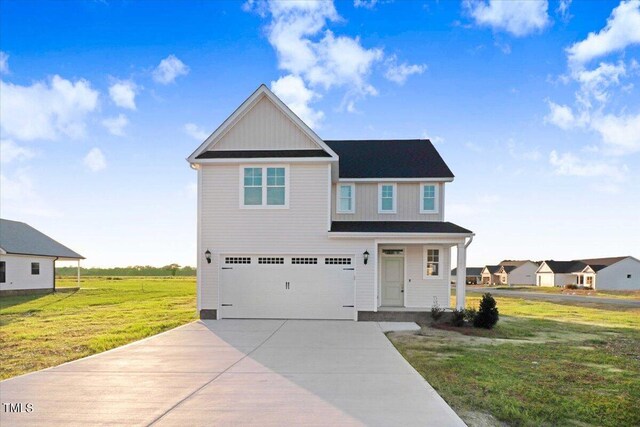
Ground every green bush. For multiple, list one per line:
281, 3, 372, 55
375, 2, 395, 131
431, 298, 445, 322
463, 307, 477, 323
565, 284, 578, 290
450, 309, 465, 327
473, 293, 499, 329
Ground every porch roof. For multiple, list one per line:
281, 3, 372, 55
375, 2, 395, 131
329, 221, 472, 234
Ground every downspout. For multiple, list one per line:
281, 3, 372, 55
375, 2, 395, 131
53, 257, 59, 293
465, 235, 474, 249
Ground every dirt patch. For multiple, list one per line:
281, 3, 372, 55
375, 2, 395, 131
459, 410, 509, 427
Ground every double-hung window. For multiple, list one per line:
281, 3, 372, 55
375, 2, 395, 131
378, 183, 397, 213
420, 184, 438, 213
337, 183, 355, 214
423, 247, 440, 278
31, 262, 40, 275
242, 166, 288, 208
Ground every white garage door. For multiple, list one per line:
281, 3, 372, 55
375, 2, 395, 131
220, 255, 355, 320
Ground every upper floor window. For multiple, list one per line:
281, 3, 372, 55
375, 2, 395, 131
337, 183, 355, 214
241, 166, 288, 208
31, 262, 40, 275
423, 248, 440, 278
378, 183, 397, 214
420, 184, 438, 213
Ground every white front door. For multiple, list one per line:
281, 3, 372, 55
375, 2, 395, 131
381, 256, 404, 307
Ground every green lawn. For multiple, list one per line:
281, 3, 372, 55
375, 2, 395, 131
0, 277, 196, 380
471, 285, 640, 300
389, 295, 640, 427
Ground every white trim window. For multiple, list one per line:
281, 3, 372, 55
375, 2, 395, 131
337, 183, 355, 214
420, 184, 438, 213
241, 165, 289, 208
423, 247, 441, 279
378, 183, 397, 214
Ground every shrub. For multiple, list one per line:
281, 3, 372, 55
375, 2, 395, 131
565, 284, 578, 290
450, 309, 465, 327
431, 298, 445, 322
473, 293, 499, 329
464, 307, 477, 323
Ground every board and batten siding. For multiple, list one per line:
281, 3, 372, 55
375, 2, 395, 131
332, 182, 445, 221
199, 162, 376, 313
0, 254, 54, 291
212, 96, 319, 151
402, 245, 451, 308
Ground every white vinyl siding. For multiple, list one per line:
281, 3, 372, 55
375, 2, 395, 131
0, 254, 55, 291
333, 183, 444, 221
378, 183, 397, 214
199, 163, 376, 313
420, 184, 438, 213
212, 96, 319, 151
336, 183, 355, 214
595, 258, 640, 290
402, 245, 450, 309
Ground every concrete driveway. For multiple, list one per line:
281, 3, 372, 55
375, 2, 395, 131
1, 320, 464, 427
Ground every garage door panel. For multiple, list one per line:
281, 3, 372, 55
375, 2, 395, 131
220, 255, 354, 320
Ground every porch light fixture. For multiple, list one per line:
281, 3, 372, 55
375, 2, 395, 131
363, 250, 370, 265
205, 249, 212, 264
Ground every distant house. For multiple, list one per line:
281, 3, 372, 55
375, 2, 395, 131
0, 219, 84, 294
494, 260, 539, 286
451, 267, 483, 285
536, 257, 640, 290
480, 265, 500, 285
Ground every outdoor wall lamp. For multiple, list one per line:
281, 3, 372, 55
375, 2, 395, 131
363, 250, 370, 265
205, 249, 212, 264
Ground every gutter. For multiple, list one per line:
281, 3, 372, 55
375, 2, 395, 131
53, 256, 59, 293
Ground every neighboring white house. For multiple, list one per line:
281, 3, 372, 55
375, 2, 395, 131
537, 257, 640, 290
494, 260, 539, 286
188, 84, 474, 321
0, 219, 84, 294
480, 265, 500, 285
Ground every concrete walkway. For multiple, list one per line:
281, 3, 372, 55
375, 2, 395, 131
1, 320, 464, 427
468, 287, 640, 307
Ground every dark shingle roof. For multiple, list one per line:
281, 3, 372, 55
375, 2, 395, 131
330, 221, 472, 234
543, 260, 586, 274
579, 257, 628, 267
0, 219, 84, 259
451, 267, 483, 276
196, 149, 331, 159
324, 139, 454, 179
483, 265, 500, 274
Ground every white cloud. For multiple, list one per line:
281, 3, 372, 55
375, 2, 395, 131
153, 55, 189, 84
567, 0, 640, 68
590, 112, 640, 155
0, 169, 59, 217
465, 0, 550, 37
0, 51, 8, 74
184, 123, 209, 140
108, 79, 137, 110
354, 0, 378, 9
0, 139, 35, 163
465, 141, 483, 152
246, 0, 416, 114
102, 114, 129, 136
557, 0, 572, 22
575, 61, 626, 106
384, 58, 427, 84
271, 74, 324, 129
83, 148, 106, 172
0, 75, 99, 141
549, 150, 627, 181
545, 101, 578, 129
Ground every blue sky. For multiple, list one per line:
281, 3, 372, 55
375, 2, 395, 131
1, 0, 639, 267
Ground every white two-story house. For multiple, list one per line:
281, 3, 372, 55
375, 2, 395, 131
188, 85, 474, 321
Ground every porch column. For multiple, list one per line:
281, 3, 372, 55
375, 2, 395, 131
456, 243, 466, 310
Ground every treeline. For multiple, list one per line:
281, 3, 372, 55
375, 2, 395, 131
56, 264, 196, 277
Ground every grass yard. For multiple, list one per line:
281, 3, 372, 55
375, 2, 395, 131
0, 277, 196, 380
472, 285, 640, 300
388, 295, 640, 427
